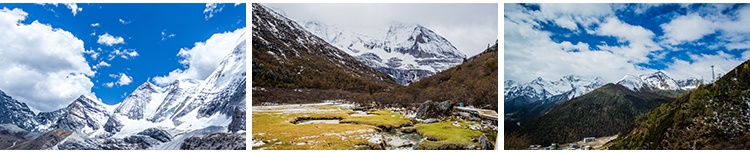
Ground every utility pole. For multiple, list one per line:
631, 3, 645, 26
712, 65, 715, 82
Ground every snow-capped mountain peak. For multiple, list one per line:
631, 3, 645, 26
616, 71, 703, 92
301, 20, 465, 85
504, 75, 606, 114
617, 74, 644, 92
505, 75, 606, 101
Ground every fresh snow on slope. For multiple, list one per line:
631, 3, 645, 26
302, 20, 465, 85
616, 71, 702, 92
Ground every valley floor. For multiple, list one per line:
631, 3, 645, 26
251, 100, 496, 150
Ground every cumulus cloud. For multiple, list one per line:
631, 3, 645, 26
0, 8, 97, 112
103, 73, 132, 88
660, 13, 717, 45
204, 3, 224, 20
103, 82, 114, 88
97, 33, 124, 46
505, 3, 750, 85
504, 4, 655, 83
152, 28, 245, 86
92, 61, 110, 69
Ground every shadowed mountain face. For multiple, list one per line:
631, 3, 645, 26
252, 3, 399, 105
510, 83, 676, 145
609, 59, 750, 150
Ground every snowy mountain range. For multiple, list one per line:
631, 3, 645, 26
302, 20, 466, 85
504, 75, 607, 113
0, 30, 246, 150
616, 71, 703, 92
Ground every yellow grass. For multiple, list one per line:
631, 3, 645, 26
252, 106, 384, 150
340, 110, 412, 129
414, 121, 484, 150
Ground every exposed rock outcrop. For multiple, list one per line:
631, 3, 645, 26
137, 128, 172, 142
179, 132, 246, 150
415, 100, 454, 118
479, 134, 494, 150
103, 117, 123, 135
9, 128, 72, 150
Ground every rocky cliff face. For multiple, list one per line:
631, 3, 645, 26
0, 90, 38, 131
56, 95, 110, 136
179, 132, 245, 150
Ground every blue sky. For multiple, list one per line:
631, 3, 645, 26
505, 3, 750, 84
0, 3, 245, 112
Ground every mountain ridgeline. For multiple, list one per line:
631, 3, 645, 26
510, 83, 678, 146
0, 30, 247, 150
356, 40, 498, 110
608, 59, 750, 149
303, 21, 466, 85
251, 3, 400, 105
251, 4, 398, 92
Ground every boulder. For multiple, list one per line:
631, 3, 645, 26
479, 134, 494, 150
415, 100, 455, 118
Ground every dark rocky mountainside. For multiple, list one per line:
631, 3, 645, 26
356, 40, 498, 110
510, 83, 676, 145
0, 90, 38, 131
180, 132, 245, 150
252, 3, 399, 104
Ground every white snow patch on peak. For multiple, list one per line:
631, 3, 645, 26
616, 74, 644, 92
617, 71, 700, 92
505, 75, 606, 101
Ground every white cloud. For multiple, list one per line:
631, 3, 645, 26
63, 3, 82, 16
504, 4, 655, 83
117, 73, 133, 86
660, 13, 717, 45
204, 3, 224, 20
266, 3, 496, 58
595, 17, 661, 63
103, 82, 114, 88
161, 31, 176, 41
119, 19, 131, 25
91, 23, 99, 27
97, 33, 124, 46
664, 51, 748, 81
36, 3, 82, 16
103, 73, 133, 88
92, 61, 110, 69
107, 49, 138, 60
152, 28, 245, 86
505, 3, 750, 85
0, 8, 96, 112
